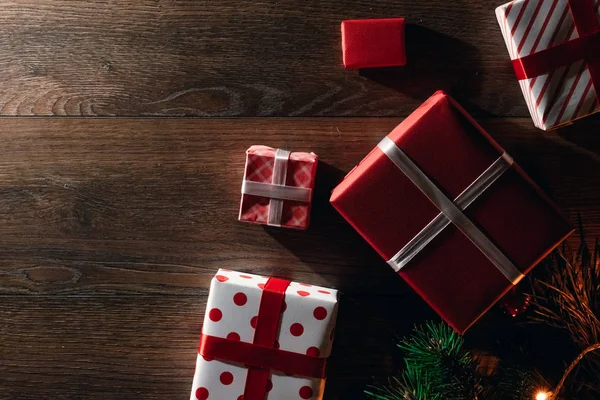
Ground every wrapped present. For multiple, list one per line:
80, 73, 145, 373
330, 91, 573, 333
341, 18, 406, 69
239, 146, 318, 230
190, 269, 339, 400
495, 0, 600, 130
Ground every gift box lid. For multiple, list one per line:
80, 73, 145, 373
330, 91, 573, 333
203, 269, 339, 359
341, 18, 406, 69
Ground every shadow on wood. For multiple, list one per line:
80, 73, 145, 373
556, 114, 600, 156
358, 24, 484, 109
263, 161, 439, 398
263, 161, 404, 294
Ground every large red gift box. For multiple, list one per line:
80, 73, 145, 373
330, 91, 573, 333
239, 145, 318, 230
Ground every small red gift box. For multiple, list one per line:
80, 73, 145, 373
330, 91, 573, 333
341, 18, 406, 69
239, 145, 318, 230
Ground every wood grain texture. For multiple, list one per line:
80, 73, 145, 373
0, 117, 598, 399
0, 117, 597, 295
0, 295, 586, 400
1, 1, 599, 397
0, 0, 537, 117
0, 294, 440, 400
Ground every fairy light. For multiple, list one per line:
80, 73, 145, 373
535, 391, 550, 400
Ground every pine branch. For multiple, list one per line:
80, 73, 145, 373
400, 322, 480, 400
484, 361, 543, 400
365, 370, 442, 400
530, 221, 600, 397
365, 322, 481, 400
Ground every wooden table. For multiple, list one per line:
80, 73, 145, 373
0, 1, 598, 399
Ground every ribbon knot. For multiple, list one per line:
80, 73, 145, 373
378, 136, 524, 285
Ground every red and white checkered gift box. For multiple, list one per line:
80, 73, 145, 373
239, 145, 318, 230
496, 0, 600, 130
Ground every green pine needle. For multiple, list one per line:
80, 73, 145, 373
400, 321, 480, 400
366, 321, 481, 400
484, 361, 541, 400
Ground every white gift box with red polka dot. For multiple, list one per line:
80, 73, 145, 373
191, 269, 339, 400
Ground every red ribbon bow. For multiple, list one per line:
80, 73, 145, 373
512, 0, 600, 101
199, 277, 326, 400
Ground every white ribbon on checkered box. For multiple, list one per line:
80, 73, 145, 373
241, 148, 313, 227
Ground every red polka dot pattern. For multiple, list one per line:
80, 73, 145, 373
219, 371, 234, 385
313, 306, 327, 320
199, 271, 338, 400
233, 292, 247, 306
306, 346, 320, 357
202, 355, 213, 362
208, 308, 222, 322
196, 387, 209, 400
290, 323, 304, 336
299, 386, 314, 399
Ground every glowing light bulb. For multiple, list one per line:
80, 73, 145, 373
535, 392, 549, 400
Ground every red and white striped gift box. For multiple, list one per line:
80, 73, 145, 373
239, 145, 318, 230
496, 0, 600, 130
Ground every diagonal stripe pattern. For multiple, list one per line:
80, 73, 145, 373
496, 0, 600, 130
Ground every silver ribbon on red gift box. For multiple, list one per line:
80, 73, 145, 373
377, 136, 525, 285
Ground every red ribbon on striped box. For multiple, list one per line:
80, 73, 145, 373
496, 0, 600, 130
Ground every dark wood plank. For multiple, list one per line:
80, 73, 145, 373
0, 0, 540, 117
0, 294, 437, 400
0, 118, 598, 295
0, 297, 199, 400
